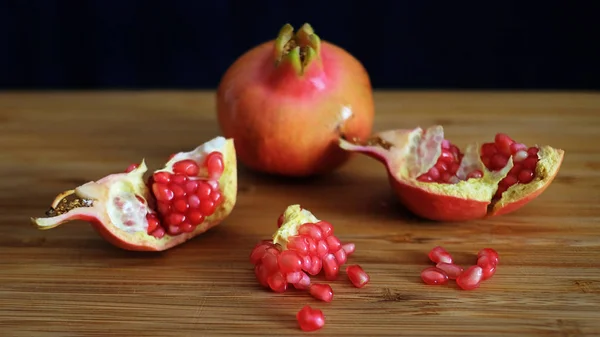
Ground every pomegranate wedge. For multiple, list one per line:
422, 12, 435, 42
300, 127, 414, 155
31, 137, 238, 251
339, 125, 564, 221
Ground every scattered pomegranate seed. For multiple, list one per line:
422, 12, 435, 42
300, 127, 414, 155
309, 283, 334, 302
341, 242, 356, 256
296, 305, 325, 332
477, 248, 499, 265
435, 262, 464, 280
456, 266, 483, 290
420, 267, 449, 285
346, 265, 370, 288
428, 246, 453, 264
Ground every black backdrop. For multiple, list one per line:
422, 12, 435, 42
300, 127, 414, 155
1, 0, 598, 90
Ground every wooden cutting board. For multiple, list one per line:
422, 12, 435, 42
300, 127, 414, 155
1, 91, 599, 336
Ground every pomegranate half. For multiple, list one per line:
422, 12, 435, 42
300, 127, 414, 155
31, 137, 238, 251
216, 22, 375, 177
339, 125, 564, 221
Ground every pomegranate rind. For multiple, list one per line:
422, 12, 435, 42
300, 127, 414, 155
490, 145, 564, 216
339, 125, 562, 221
30, 137, 238, 251
272, 204, 319, 249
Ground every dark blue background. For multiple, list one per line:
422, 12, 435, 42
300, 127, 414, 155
1, 0, 598, 90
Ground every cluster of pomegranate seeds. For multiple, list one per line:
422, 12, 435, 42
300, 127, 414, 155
421, 246, 499, 290
417, 133, 540, 193
251, 214, 371, 332
481, 133, 540, 198
125, 152, 225, 239
417, 139, 465, 183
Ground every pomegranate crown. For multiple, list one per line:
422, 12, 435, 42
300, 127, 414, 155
273, 23, 322, 75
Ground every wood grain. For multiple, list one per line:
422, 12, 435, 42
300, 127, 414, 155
1, 91, 599, 336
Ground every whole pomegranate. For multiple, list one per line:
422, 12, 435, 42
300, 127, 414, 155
31, 137, 238, 251
216, 23, 375, 177
340, 125, 565, 221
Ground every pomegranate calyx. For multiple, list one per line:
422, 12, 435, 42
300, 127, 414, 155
272, 204, 319, 249
274, 23, 322, 76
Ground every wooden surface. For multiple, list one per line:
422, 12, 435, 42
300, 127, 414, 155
1, 91, 599, 336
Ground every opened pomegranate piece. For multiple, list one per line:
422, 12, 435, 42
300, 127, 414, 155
31, 137, 238, 251
217, 22, 374, 177
340, 125, 565, 221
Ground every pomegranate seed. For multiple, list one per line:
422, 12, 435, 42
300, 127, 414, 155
441, 139, 451, 149
322, 254, 339, 280
309, 283, 334, 302
315, 221, 333, 237
342, 242, 356, 256
173, 198, 188, 213
168, 225, 181, 235
527, 147, 539, 156
477, 248, 499, 265
125, 163, 138, 173
325, 236, 342, 252
166, 212, 185, 226
210, 190, 222, 204
173, 159, 200, 176
152, 184, 174, 202
420, 267, 449, 285
495, 185, 508, 198
205, 152, 224, 179
153, 172, 171, 184
513, 150, 528, 162
508, 163, 522, 176
180, 222, 194, 233
495, 133, 514, 156
428, 246, 453, 264
286, 271, 304, 284
157, 201, 171, 214
456, 266, 483, 290
435, 262, 464, 279
171, 173, 187, 185
435, 161, 449, 172
293, 272, 311, 290
184, 180, 198, 193
254, 264, 270, 288
250, 241, 272, 265
298, 223, 323, 241
300, 254, 312, 271
169, 183, 186, 199
307, 256, 322, 275
195, 182, 212, 198
449, 162, 460, 174
501, 174, 518, 187
187, 210, 204, 224
439, 149, 454, 163
334, 248, 347, 265
417, 175, 433, 182
260, 253, 279, 274
522, 157, 538, 170
466, 170, 483, 179
278, 250, 303, 274
287, 236, 308, 255
187, 194, 201, 209
296, 305, 325, 332
510, 142, 527, 154
346, 264, 370, 288
489, 153, 509, 170
199, 199, 216, 216
150, 227, 165, 239
305, 237, 317, 255
427, 167, 441, 180
316, 240, 329, 257
267, 271, 287, 293
146, 213, 159, 234
477, 255, 497, 280
518, 169, 535, 183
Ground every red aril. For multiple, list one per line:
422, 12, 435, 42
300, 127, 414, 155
342, 242, 356, 256
421, 267, 449, 285
477, 256, 497, 280
31, 137, 238, 251
217, 23, 375, 177
339, 125, 565, 221
435, 262, 464, 280
309, 283, 334, 302
478, 248, 500, 266
346, 265, 370, 288
296, 305, 325, 332
456, 266, 484, 290
428, 246, 453, 264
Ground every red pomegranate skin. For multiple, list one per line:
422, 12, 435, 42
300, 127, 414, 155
216, 28, 375, 177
